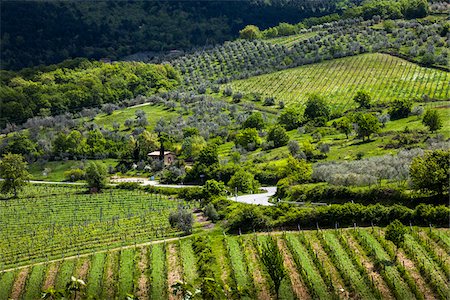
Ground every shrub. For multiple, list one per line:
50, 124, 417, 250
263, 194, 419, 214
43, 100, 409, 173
204, 203, 219, 222
263, 97, 275, 106
410, 149, 449, 195
169, 207, 194, 235
64, 168, 85, 182
266, 125, 289, 148
228, 169, 260, 194
389, 99, 412, 119
278, 107, 303, 130
422, 109, 443, 133
85, 161, 108, 192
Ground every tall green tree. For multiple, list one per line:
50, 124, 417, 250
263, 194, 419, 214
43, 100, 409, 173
85, 161, 108, 192
239, 25, 262, 40
278, 107, 302, 130
243, 112, 265, 130
410, 150, 449, 195
336, 116, 353, 139
267, 125, 289, 148
228, 169, 259, 194
235, 128, 261, 150
353, 113, 380, 141
304, 94, 330, 126
385, 220, 406, 256
422, 109, 443, 133
259, 236, 286, 300
0, 153, 31, 197
353, 90, 371, 108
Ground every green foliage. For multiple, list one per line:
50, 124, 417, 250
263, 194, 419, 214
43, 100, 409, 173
85, 161, 108, 192
422, 109, 443, 133
385, 219, 406, 249
204, 203, 219, 222
281, 156, 312, 183
410, 150, 449, 195
0, 153, 30, 197
239, 25, 262, 40
389, 99, 412, 120
182, 135, 207, 160
353, 90, 371, 108
278, 107, 302, 130
136, 130, 160, 160
0, 61, 180, 127
227, 205, 269, 232
266, 125, 289, 148
243, 112, 265, 130
203, 179, 226, 200
1, 132, 37, 156
235, 128, 261, 150
336, 117, 353, 139
169, 207, 194, 235
259, 236, 286, 299
304, 94, 330, 126
228, 169, 260, 194
353, 113, 380, 141
63, 168, 86, 182
403, 0, 429, 18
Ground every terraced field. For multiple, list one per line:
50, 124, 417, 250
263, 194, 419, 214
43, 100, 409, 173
0, 186, 187, 270
1, 228, 448, 300
229, 53, 449, 111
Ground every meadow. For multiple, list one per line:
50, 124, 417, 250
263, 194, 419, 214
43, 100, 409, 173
1, 227, 448, 300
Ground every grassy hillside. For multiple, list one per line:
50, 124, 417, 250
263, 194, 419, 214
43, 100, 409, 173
229, 53, 449, 111
1, 228, 448, 299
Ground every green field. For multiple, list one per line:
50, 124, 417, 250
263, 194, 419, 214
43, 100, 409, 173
0, 186, 188, 269
94, 103, 178, 132
229, 53, 449, 111
1, 228, 448, 300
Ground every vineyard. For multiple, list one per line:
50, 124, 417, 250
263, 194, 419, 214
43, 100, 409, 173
229, 53, 450, 111
0, 227, 448, 300
0, 185, 188, 270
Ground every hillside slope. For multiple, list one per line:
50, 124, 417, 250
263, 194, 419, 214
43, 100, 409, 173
0, 228, 448, 299
229, 53, 449, 110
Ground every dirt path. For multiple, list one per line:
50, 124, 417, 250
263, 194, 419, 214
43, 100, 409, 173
397, 250, 437, 300
74, 258, 90, 300
247, 240, 271, 300
42, 262, 60, 290
276, 238, 310, 300
344, 233, 394, 300
104, 252, 117, 299
136, 247, 149, 300
167, 243, 183, 300
194, 212, 214, 229
9, 267, 29, 300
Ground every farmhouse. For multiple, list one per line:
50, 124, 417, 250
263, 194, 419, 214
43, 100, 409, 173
148, 150, 176, 166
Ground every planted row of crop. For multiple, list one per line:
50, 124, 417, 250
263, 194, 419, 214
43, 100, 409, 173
2, 229, 450, 299
0, 190, 185, 269
230, 53, 449, 111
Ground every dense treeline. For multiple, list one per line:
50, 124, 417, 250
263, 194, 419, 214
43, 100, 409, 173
218, 200, 449, 233
0, 0, 354, 70
0, 60, 180, 127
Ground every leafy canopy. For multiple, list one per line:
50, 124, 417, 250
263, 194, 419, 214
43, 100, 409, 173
422, 109, 443, 133
410, 150, 449, 195
0, 153, 30, 197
